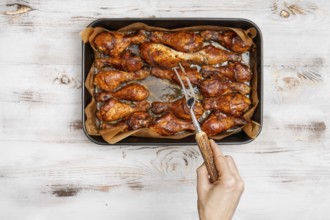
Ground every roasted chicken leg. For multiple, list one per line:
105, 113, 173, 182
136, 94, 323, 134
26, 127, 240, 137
149, 113, 195, 136
201, 112, 247, 136
150, 31, 204, 52
197, 45, 242, 65
100, 111, 152, 131
201, 62, 252, 83
94, 69, 150, 92
201, 30, 251, 53
139, 43, 241, 69
95, 83, 149, 102
94, 50, 144, 72
203, 93, 251, 117
151, 97, 204, 120
94, 30, 147, 56
200, 78, 251, 97
151, 67, 202, 87
97, 98, 150, 122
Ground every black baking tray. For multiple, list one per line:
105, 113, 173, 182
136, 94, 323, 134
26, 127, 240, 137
82, 18, 263, 145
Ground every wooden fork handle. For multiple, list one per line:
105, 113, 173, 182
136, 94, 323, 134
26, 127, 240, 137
195, 131, 219, 183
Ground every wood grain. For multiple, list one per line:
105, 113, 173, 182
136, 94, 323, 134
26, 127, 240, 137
1, 0, 330, 219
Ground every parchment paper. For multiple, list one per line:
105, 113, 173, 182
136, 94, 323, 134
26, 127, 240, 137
81, 22, 260, 144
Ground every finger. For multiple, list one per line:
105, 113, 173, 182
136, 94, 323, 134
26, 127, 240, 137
196, 163, 211, 195
209, 139, 230, 177
209, 139, 224, 157
225, 155, 243, 181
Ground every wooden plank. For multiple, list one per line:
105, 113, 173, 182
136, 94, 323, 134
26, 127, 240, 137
1, 141, 330, 219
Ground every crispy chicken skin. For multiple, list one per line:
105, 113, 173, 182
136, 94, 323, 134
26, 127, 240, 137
139, 43, 241, 69
201, 62, 252, 82
97, 98, 150, 122
201, 30, 251, 53
197, 45, 241, 65
94, 69, 150, 92
139, 43, 183, 69
95, 83, 149, 102
151, 67, 202, 87
95, 92, 112, 102
94, 51, 144, 72
201, 112, 247, 136
100, 112, 152, 131
150, 31, 204, 53
94, 30, 147, 56
110, 83, 149, 101
200, 79, 251, 97
151, 97, 204, 120
126, 111, 152, 130
149, 113, 195, 136
203, 93, 251, 117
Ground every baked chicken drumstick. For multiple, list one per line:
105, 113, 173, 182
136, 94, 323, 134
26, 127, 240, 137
94, 30, 147, 56
94, 69, 150, 92
201, 112, 247, 136
201, 62, 252, 83
150, 31, 204, 52
139, 43, 241, 69
100, 112, 152, 131
200, 78, 251, 97
97, 98, 150, 122
151, 97, 204, 120
95, 83, 149, 102
201, 30, 251, 53
151, 67, 202, 87
203, 93, 251, 117
94, 51, 144, 72
149, 113, 195, 136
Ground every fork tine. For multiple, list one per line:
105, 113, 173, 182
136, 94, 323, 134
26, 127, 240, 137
173, 67, 190, 101
178, 63, 196, 100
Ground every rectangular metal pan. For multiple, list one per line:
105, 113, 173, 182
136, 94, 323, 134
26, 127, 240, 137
82, 18, 263, 145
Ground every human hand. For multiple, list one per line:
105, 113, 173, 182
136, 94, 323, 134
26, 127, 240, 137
197, 139, 244, 220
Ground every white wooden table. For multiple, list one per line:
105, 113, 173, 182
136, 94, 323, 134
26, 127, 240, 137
1, 1, 329, 219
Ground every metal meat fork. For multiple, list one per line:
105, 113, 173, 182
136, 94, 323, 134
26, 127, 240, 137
173, 64, 219, 183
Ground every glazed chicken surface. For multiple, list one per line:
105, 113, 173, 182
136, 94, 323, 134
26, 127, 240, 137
201, 112, 247, 136
151, 97, 204, 120
97, 98, 150, 122
95, 83, 149, 102
100, 112, 152, 131
199, 78, 251, 97
151, 67, 202, 87
201, 62, 252, 83
149, 113, 195, 136
94, 30, 147, 56
126, 111, 152, 130
203, 93, 251, 117
150, 31, 204, 53
139, 43, 241, 69
94, 69, 150, 92
201, 30, 251, 53
139, 43, 183, 69
94, 51, 144, 72
197, 45, 241, 65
